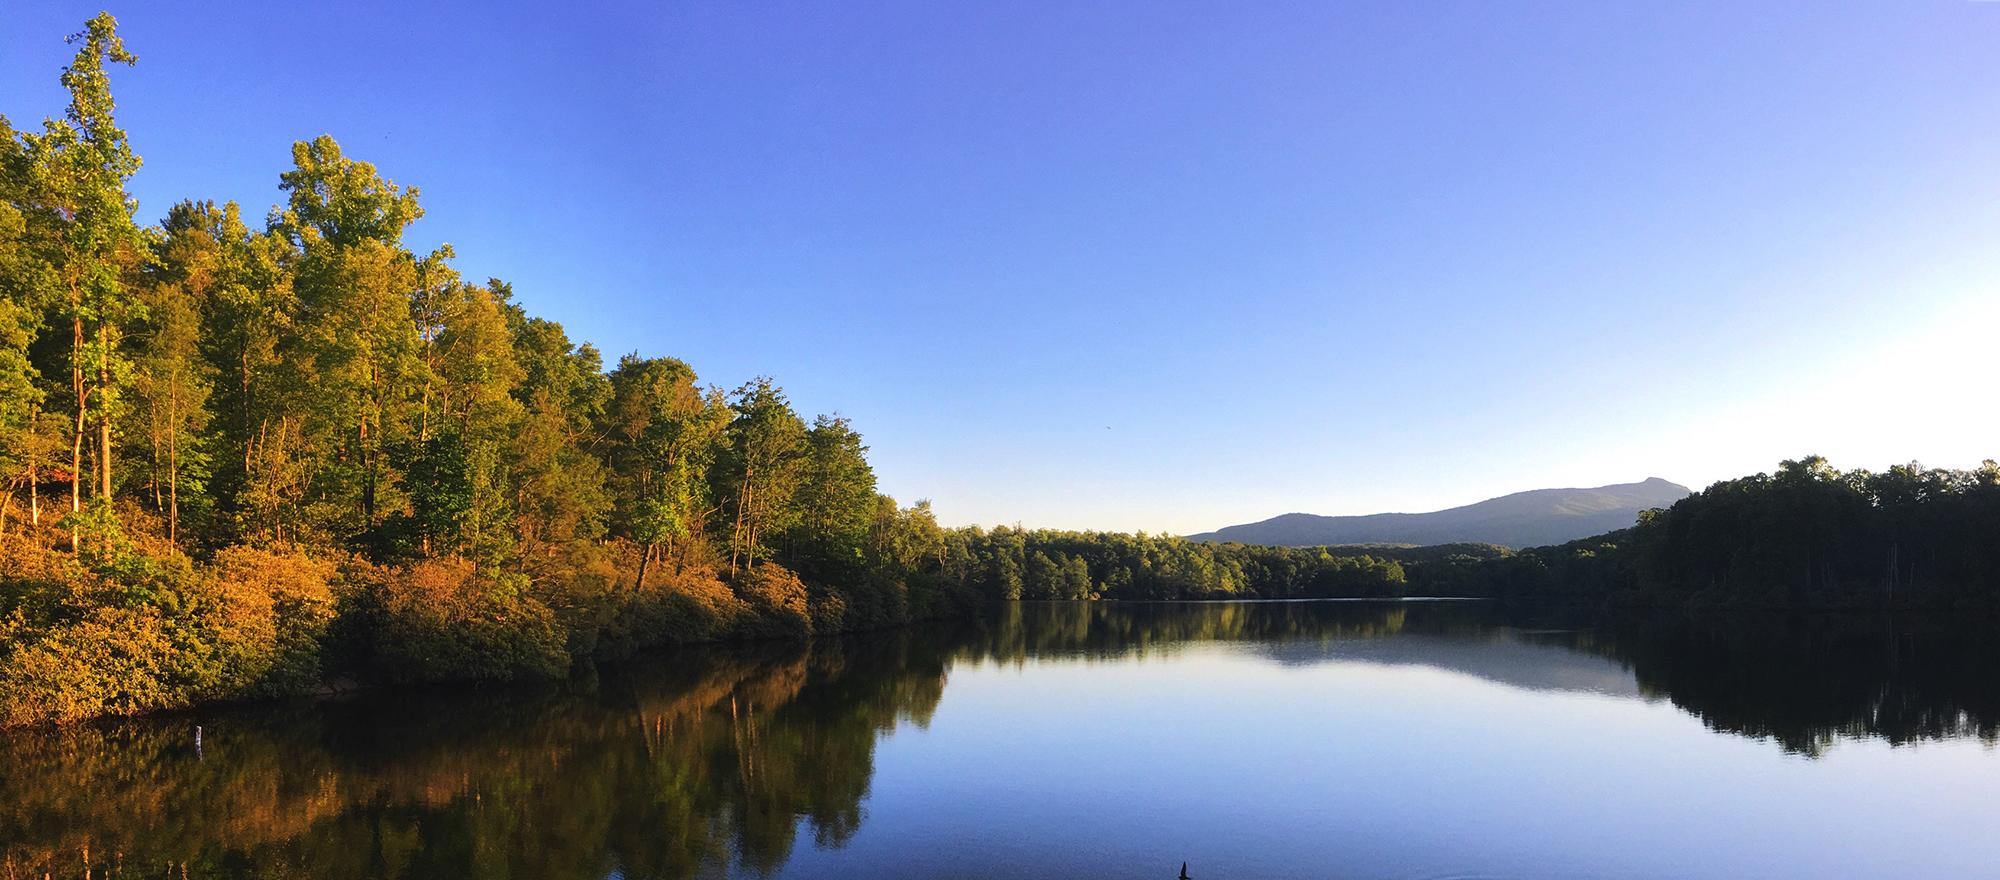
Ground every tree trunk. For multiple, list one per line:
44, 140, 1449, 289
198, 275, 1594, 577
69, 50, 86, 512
635, 542, 652, 592
419, 357, 432, 443
359, 414, 375, 524
168, 375, 179, 544
733, 466, 755, 575
98, 323, 112, 504
240, 348, 252, 475
70, 313, 84, 553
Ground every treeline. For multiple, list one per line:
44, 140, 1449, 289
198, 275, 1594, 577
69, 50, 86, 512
942, 529, 1498, 601
1430, 456, 2000, 607
0, 15, 970, 725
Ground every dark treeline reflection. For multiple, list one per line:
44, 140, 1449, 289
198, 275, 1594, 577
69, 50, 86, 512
7, 601, 2000, 878
0, 634, 949, 880
1561, 613, 2000, 756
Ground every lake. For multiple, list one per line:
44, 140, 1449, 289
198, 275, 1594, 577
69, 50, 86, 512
5, 599, 1998, 879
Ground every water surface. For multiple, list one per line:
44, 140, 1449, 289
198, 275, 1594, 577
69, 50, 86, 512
6, 600, 1998, 879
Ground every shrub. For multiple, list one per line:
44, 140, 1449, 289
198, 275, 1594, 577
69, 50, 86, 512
0, 603, 184, 725
0, 541, 328, 725
596, 564, 754, 657
359, 558, 568, 683
732, 564, 813, 639
206, 545, 338, 697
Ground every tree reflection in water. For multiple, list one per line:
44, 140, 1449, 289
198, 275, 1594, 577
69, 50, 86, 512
0, 635, 947, 880
5, 600, 1998, 878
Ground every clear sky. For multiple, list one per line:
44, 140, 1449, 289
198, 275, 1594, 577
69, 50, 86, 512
5, 2, 1998, 534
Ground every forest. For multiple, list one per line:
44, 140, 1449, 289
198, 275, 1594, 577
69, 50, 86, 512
0, 15, 978, 726
1424, 456, 2000, 607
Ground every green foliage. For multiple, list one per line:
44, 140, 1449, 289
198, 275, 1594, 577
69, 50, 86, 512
1427, 456, 2000, 608
938, 526, 1411, 601
18, 13, 149, 549
384, 431, 474, 557
603, 355, 724, 555
789, 414, 876, 581
0, 15, 980, 726
503, 302, 610, 553
720, 377, 807, 571
276, 134, 422, 248
0, 121, 55, 530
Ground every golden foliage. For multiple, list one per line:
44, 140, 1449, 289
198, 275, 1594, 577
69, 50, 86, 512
0, 530, 930, 727
0, 537, 343, 725
358, 557, 568, 683
732, 563, 814, 638
206, 544, 338, 696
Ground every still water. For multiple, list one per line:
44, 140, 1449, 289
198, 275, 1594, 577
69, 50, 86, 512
5, 600, 1999, 879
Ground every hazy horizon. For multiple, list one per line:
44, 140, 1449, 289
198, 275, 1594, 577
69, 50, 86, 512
7, 1, 1997, 533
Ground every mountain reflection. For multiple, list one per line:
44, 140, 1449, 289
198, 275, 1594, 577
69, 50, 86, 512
5, 601, 2000, 878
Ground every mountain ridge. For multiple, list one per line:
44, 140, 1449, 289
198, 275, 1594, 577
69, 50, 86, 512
1187, 477, 1691, 549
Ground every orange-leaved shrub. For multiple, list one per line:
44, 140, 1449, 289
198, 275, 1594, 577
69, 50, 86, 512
205, 545, 339, 697
731, 564, 814, 639
0, 537, 336, 725
1, 525, 954, 726
347, 557, 568, 684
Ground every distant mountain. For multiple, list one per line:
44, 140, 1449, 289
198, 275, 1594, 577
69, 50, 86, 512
1187, 478, 1690, 549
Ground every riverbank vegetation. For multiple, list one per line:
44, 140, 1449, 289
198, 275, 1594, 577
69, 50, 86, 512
0, 15, 973, 726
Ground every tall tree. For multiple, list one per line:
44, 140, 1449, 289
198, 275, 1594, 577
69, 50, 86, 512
184, 201, 294, 543
603, 355, 728, 587
134, 201, 229, 542
503, 300, 611, 558
428, 282, 524, 557
0, 118, 73, 538
19, 13, 146, 550
410, 245, 459, 442
790, 414, 876, 580
720, 378, 806, 575
275, 135, 426, 541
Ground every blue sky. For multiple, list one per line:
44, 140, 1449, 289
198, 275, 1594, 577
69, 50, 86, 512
6, 2, 1999, 533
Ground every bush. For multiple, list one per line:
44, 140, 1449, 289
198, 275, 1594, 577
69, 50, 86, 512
206, 545, 338, 697
732, 564, 813, 639
533, 542, 756, 659
356, 558, 568, 683
0, 603, 185, 725
0, 540, 333, 725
